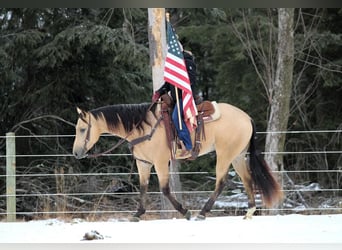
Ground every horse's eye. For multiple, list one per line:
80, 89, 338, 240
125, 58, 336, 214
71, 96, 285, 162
80, 128, 86, 133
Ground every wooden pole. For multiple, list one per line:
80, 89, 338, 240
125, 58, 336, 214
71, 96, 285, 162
148, 8, 166, 91
6, 132, 16, 222
166, 12, 183, 130
148, 9, 183, 219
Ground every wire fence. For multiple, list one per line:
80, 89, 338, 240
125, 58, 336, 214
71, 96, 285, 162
0, 130, 341, 219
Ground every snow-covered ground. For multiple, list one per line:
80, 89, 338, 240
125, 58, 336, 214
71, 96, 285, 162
0, 214, 341, 243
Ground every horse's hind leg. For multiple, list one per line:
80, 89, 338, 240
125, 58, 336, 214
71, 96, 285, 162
198, 175, 227, 220
198, 153, 231, 219
232, 153, 256, 219
131, 160, 152, 221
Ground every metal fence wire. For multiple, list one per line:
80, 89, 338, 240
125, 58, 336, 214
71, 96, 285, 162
0, 130, 341, 220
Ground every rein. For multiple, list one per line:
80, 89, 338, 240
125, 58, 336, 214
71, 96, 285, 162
87, 136, 129, 158
84, 102, 159, 159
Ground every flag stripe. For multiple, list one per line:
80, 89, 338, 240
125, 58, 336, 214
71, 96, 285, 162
164, 70, 192, 92
164, 60, 188, 79
165, 53, 187, 69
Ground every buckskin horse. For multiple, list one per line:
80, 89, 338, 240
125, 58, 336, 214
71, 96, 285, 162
72, 100, 283, 221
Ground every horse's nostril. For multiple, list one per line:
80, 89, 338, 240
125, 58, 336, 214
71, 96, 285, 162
73, 151, 80, 159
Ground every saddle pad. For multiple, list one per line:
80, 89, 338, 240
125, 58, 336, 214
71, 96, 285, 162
198, 101, 221, 122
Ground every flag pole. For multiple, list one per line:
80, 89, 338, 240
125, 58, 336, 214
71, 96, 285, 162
175, 87, 183, 130
166, 12, 183, 130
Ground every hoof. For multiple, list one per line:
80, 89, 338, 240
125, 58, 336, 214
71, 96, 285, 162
195, 214, 206, 221
184, 210, 192, 220
129, 216, 140, 222
243, 206, 256, 220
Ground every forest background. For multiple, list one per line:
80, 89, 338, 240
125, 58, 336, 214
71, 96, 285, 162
0, 8, 341, 219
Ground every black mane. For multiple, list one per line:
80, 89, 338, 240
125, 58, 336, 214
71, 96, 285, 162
90, 103, 157, 133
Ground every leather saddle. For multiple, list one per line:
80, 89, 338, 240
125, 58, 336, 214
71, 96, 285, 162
159, 94, 221, 160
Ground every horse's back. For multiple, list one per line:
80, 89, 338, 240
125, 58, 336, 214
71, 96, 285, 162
216, 101, 248, 116
200, 102, 253, 156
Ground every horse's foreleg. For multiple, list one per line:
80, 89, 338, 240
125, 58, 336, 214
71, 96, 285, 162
155, 159, 191, 220
131, 161, 152, 221
161, 184, 191, 220
131, 183, 148, 221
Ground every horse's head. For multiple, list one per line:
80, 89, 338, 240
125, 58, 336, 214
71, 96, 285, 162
73, 107, 101, 159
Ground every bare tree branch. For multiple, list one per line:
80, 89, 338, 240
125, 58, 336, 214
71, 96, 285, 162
11, 115, 75, 132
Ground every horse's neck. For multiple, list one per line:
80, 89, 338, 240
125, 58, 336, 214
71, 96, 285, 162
94, 118, 124, 138
94, 118, 112, 135
97, 114, 151, 142
94, 104, 160, 141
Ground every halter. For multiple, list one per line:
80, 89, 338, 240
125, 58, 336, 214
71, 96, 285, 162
83, 114, 92, 153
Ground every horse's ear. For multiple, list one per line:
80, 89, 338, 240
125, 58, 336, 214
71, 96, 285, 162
76, 107, 88, 120
76, 107, 83, 115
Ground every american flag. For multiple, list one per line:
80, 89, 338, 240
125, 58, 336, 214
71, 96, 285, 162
163, 20, 197, 132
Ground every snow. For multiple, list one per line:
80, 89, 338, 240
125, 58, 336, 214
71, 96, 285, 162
0, 214, 341, 243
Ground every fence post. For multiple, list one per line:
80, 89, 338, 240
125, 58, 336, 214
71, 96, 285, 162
6, 132, 16, 222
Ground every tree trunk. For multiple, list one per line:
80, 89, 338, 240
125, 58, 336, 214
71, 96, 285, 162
264, 8, 295, 212
147, 8, 183, 219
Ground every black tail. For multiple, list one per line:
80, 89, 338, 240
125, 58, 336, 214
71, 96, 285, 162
248, 121, 283, 207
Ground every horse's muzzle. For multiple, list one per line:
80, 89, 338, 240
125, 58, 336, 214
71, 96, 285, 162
73, 149, 88, 159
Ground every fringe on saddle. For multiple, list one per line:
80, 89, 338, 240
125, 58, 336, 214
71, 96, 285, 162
159, 94, 218, 161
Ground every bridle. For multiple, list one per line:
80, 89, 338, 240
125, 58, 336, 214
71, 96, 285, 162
81, 114, 92, 154
78, 102, 160, 159
79, 111, 134, 159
